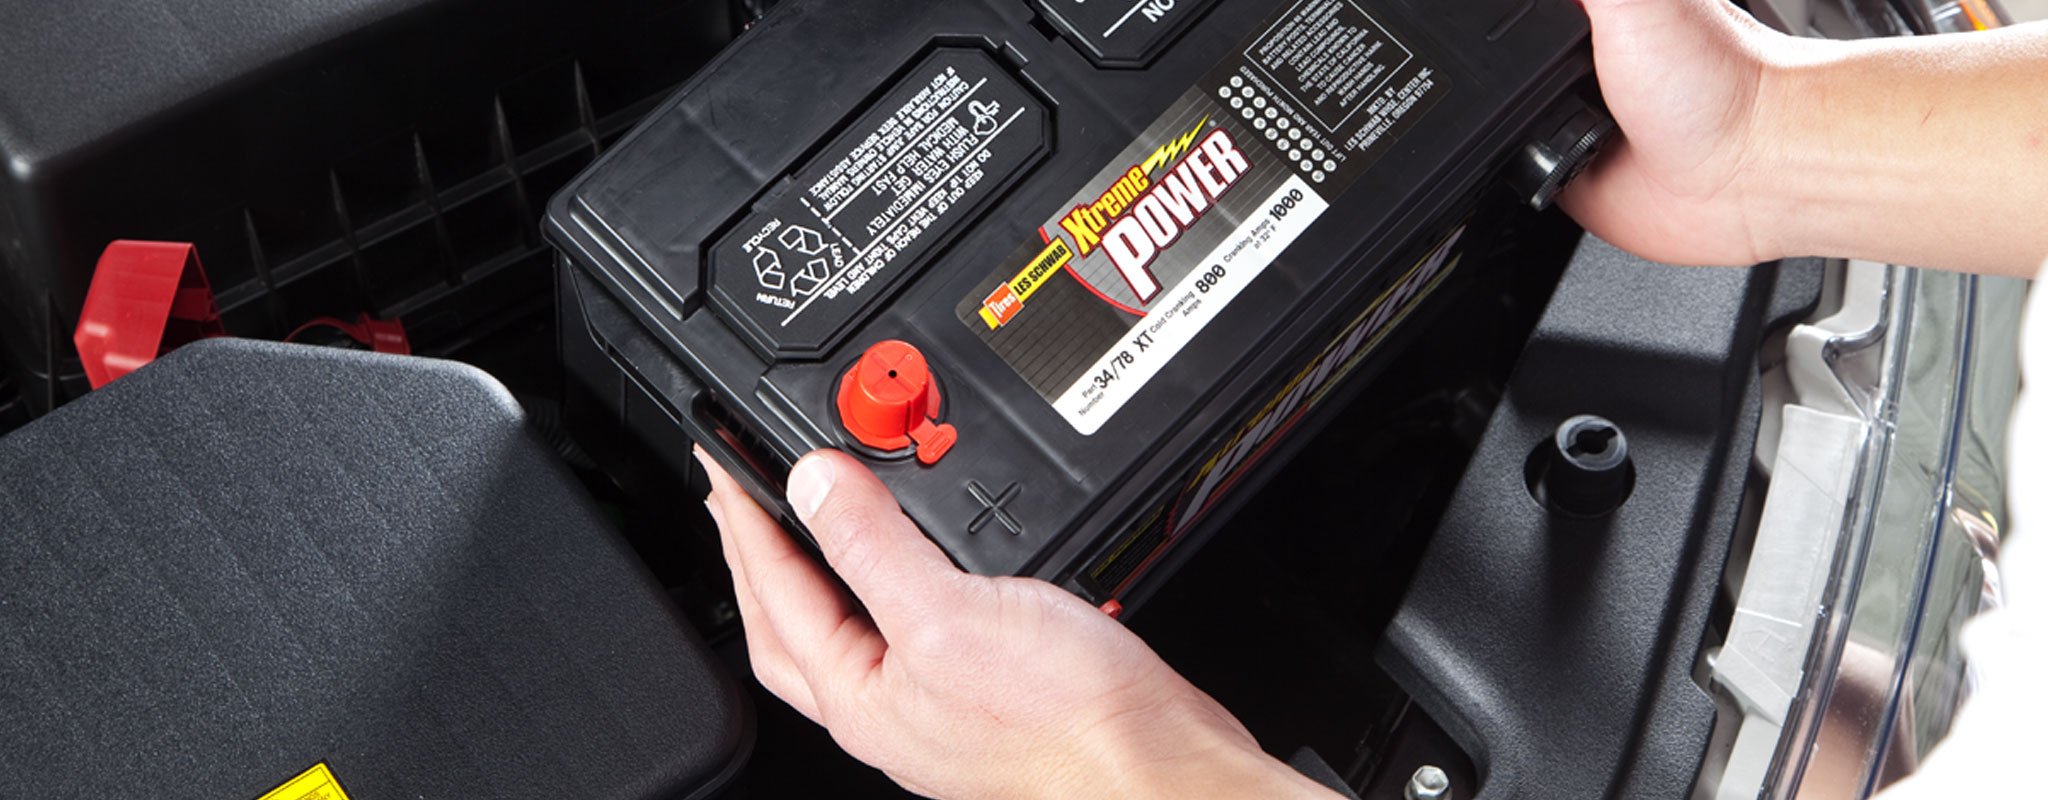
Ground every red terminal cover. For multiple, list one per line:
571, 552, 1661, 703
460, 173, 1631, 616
73, 241, 226, 389
836, 340, 958, 465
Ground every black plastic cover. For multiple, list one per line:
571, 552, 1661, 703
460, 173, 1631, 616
708, 49, 1051, 358
1033, 0, 1225, 67
0, 340, 747, 799
1378, 240, 1823, 798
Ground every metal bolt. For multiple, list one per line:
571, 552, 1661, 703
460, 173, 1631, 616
1405, 765, 1452, 800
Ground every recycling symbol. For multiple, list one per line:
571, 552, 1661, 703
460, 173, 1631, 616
779, 225, 828, 255
753, 249, 786, 291
792, 257, 831, 297
752, 224, 837, 296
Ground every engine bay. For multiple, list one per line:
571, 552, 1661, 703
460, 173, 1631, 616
0, 1, 1836, 797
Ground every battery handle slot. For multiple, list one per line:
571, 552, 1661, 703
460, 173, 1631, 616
590, 319, 793, 500
693, 389, 793, 494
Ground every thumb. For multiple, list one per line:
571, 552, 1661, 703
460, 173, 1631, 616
787, 450, 965, 637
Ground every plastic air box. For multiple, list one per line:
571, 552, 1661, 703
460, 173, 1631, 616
0, 0, 735, 419
548, 0, 1603, 607
0, 340, 747, 799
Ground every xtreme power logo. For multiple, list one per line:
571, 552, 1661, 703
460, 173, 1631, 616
978, 117, 1255, 328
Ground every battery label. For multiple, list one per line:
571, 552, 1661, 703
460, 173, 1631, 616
957, 0, 1447, 434
1055, 175, 1328, 432
714, 49, 1048, 356
1083, 227, 1466, 597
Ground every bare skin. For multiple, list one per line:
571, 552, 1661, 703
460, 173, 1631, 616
702, 449, 1336, 799
1563, 1, 2048, 274
707, 4, 2048, 797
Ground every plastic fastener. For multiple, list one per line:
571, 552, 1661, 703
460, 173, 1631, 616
74, 241, 227, 389
1525, 414, 1635, 517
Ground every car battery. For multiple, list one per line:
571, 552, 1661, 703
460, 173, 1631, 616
546, 0, 1608, 607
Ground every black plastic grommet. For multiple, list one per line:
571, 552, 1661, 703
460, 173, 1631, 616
1525, 414, 1634, 518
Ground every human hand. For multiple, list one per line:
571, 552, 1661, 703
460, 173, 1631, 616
699, 448, 1336, 799
1559, 0, 1795, 266
1562, 2, 2048, 274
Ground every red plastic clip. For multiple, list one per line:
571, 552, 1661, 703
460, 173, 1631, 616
74, 241, 227, 389
74, 241, 414, 390
286, 315, 413, 356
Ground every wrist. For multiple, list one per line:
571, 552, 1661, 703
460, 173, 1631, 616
1120, 740, 1333, 799
1730, 34, 1843, 263
1072, 698, 1336, 799
1728, 31, 2013, 269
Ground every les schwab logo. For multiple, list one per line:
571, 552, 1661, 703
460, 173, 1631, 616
979, 119, 1253, 329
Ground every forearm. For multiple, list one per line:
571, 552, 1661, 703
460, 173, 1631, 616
1746, 23, 2048, 276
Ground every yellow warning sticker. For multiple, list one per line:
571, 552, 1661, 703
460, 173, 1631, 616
257, 763, 352, 800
